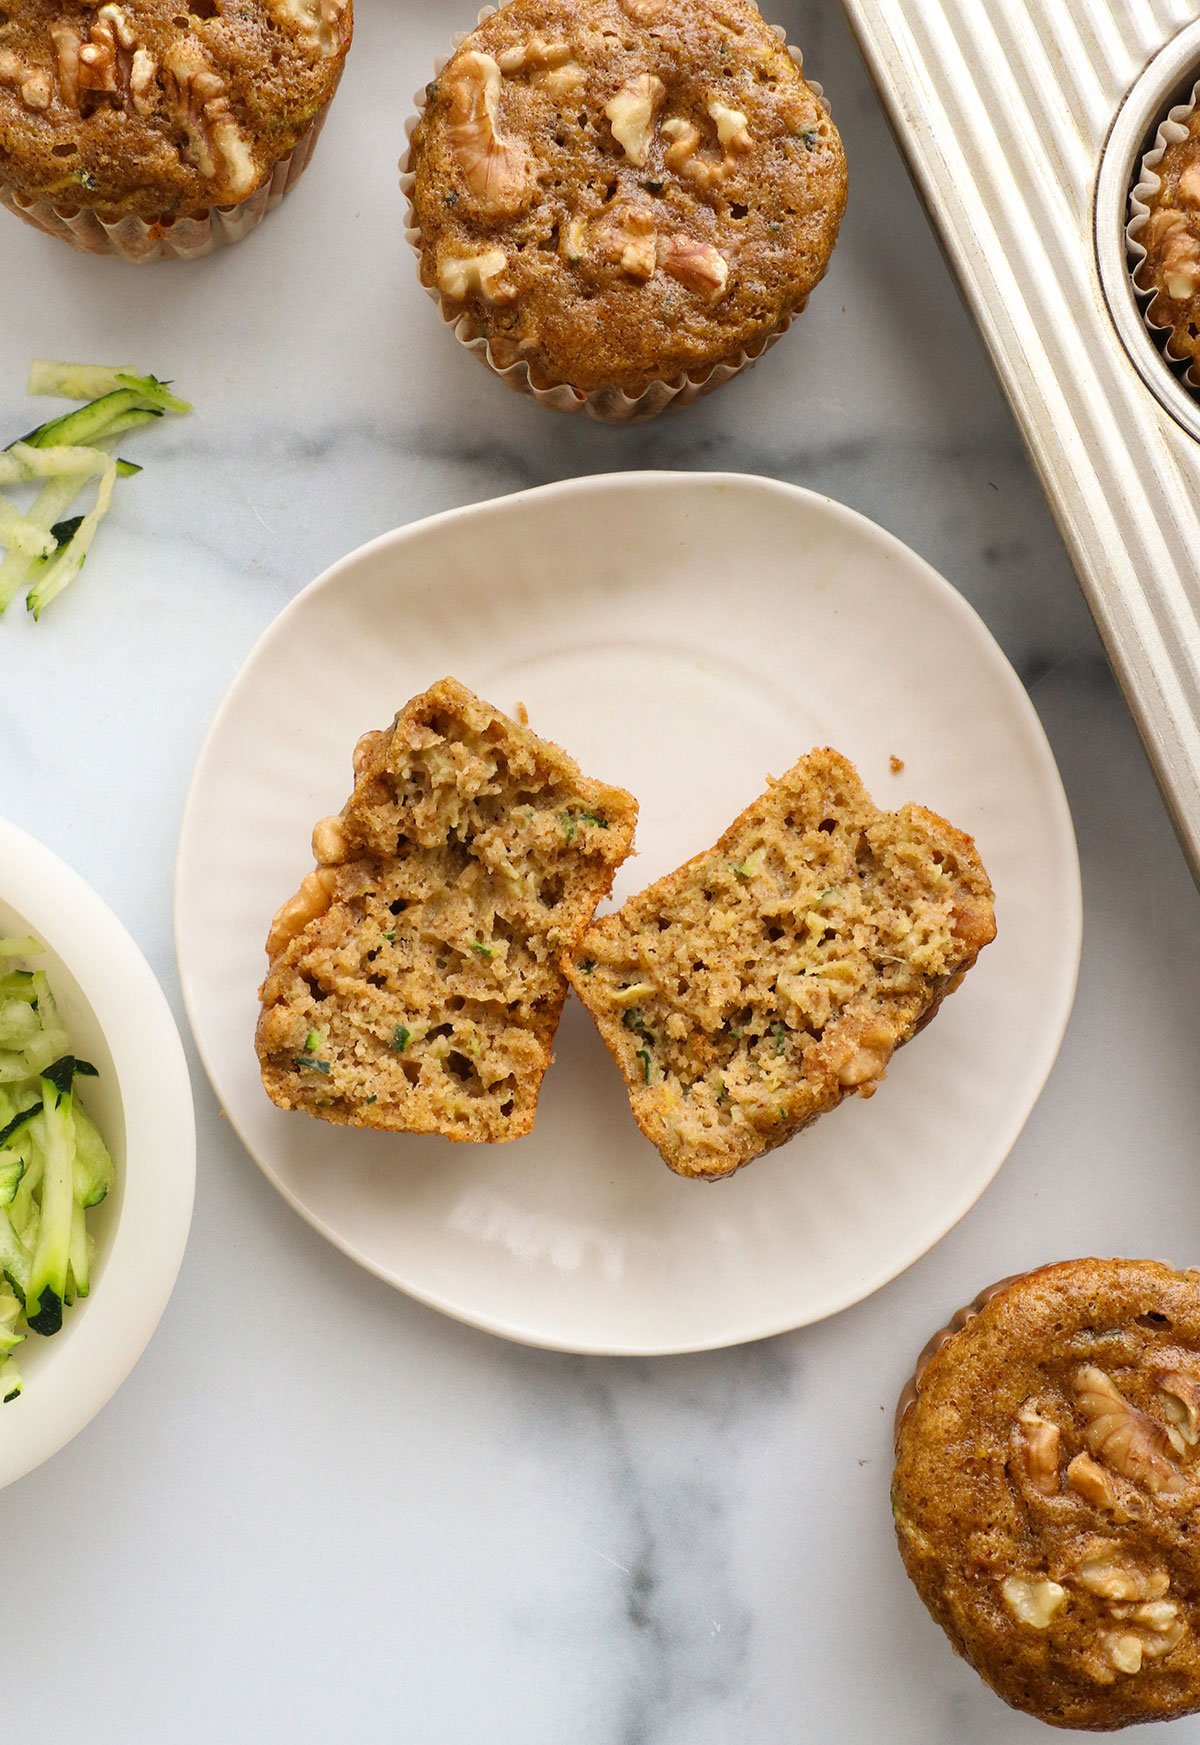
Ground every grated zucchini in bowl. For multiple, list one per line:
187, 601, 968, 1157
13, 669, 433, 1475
0, 937, 116, 1402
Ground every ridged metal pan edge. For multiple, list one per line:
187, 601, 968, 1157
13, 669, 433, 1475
840, 0, 1200, 877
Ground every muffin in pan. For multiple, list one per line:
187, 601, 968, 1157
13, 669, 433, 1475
0, 0, 352, 261
893, 1259, 1200, 1731
403, 0, 847, 419
1130, 100, 1200, 381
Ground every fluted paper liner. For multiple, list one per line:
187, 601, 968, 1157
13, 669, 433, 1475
0, 101, 331, 264
400, 5, 823, 423
1127, 79, 1200, 391
892, 1273, 1027, 1450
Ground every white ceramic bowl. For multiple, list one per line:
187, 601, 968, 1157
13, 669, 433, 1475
0, 818, 195, 1490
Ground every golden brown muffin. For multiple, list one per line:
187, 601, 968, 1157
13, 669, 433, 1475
0, 0, 351, 252
1134, 109, 1200, 370
405, 0, 846, 407
256, 678, 638, 1144
564, 748, 994, 1179
893, 1259, 1200, 1730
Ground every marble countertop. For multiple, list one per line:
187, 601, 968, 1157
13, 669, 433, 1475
4, 1, 1200, 1739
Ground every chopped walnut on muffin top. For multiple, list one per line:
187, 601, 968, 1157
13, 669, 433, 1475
0, 0, 351, 219
1136, 109, 1200, 365
407, 0, 846, 396
893, 1259, 1200, 1730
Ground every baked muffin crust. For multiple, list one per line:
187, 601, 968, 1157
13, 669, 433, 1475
408, 0, 846, 396
1135, 109, 1200, 369
0, 1, 351, 220
893, 1260, 1200, 1730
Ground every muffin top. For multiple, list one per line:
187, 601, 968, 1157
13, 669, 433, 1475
893, 1259, 1200, 1730
1135, 109, 1200, 366
0, 1, 351, 221
407, 0, 846, 396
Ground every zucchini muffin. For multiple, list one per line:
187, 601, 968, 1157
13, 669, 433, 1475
403, 0, 847, 419
893, 1259, 1200, 1730
0, 0, 352, 261
1131, 101, 1200, 379
564, 748, 994, 1179
256, 678, 637, 1144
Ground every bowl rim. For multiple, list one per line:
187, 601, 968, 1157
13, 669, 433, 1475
0, 817, 195, 1489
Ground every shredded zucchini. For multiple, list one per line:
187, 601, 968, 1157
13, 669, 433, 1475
0, 943, 116, 1397
0, 363, 191, 619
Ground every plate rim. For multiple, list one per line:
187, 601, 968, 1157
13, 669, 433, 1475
175, 469, 1082, 1357
0, 817, 196, 1485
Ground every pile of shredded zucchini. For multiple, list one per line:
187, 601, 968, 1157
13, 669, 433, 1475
0, 938, 116, 1402
0, 360, 191, 620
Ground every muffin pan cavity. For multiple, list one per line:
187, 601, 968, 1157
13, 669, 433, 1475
1096, 20, 1200, 443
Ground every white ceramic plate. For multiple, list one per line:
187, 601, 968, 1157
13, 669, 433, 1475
175, 472, 1080, 1356
0, 819, 195, 1487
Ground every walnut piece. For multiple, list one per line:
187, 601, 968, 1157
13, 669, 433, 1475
267, 0, 349, 56
1147, 210, 1200, 302
659, 234, 729, 302
1067, 1451, 1128, 1518
444, 51, 534, 217
1001, 1576, 1067, 1630
595, 204, 657, 280
0, 49, 51, 111
1177, 162, 1200, 210
266, 867, 339, 957
604, 73, 665, 168
1124, 1600, 1186, 1658
1157, 1368, 1200, 1447
1013, 1405, 1061, 1496
1076, 1556, 1170, 1603
1103, 1632, 1144, 1677
49, 23, 81, 108
51, 5, 158, 115
661, 116, 728, 191
352, 729, 385, 778
437, 247, 514, 303
164, 41, 255, 199
708, 98, 752, 152
497, 37, 572, 74
1073, 1366, 1185, 1496
311, 815, 348, 866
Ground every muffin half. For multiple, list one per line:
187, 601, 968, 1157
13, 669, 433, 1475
256, 678, 638, 1143
403, 0, 846, 418
565, 748, 995, 1179
0, 0, 352, 260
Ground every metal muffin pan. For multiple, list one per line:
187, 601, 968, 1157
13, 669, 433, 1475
842, 0, 1200, 879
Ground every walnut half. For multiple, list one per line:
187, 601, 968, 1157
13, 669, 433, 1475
604, 73, 665, 168
164, 41, 255, 200
444, 51, 534, 218
1073, 1366, 1185, 1496
659, 234, 729, 303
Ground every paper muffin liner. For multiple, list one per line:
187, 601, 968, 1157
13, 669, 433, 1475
0, 101, 331, 264
1127, 79, 1200, 391
399, 6, 824, 422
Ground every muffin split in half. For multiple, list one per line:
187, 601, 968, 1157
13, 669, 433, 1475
256, 678, 637, 1142
564, 749, 995, 1179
